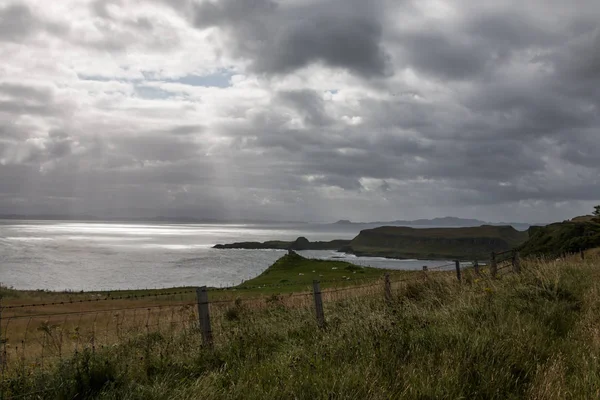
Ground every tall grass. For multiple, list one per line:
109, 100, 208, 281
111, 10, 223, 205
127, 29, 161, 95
4, 254, 600, 399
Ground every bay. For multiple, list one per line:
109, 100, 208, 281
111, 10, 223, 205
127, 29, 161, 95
0, 220, 453, 291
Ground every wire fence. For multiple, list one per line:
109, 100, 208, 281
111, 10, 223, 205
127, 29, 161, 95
0, 252, 523, 398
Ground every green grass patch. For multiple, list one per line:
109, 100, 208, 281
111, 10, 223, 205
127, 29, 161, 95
225, 252, 403, 294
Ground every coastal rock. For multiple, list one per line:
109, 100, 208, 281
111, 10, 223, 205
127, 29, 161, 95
289, 236, 310, 250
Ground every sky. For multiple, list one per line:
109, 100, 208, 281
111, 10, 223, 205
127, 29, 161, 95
0, 0, 599, 223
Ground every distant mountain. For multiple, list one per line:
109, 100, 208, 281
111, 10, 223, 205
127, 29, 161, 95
331, 217, 537, 231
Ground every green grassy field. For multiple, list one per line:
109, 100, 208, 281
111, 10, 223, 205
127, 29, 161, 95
3, 251, 600, 399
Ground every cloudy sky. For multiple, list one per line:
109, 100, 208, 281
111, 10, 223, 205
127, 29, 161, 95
0, 0, 599, 223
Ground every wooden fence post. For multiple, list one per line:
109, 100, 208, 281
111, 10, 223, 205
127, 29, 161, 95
491, 252, 497, 278
196, 286, 213, 348
512, 251, 521, 273
473, 260, 480, 275
455, 260, 461, 282
384, 273, 392, 303
313, 280, 325, 329
581, 249, 585, 261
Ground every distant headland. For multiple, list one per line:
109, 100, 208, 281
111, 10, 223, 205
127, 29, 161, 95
214, 225, 530, 260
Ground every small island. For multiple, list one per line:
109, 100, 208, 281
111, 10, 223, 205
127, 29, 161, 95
213, 236, 351, 251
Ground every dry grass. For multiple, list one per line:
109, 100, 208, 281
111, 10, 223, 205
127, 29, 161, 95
4, 252, 600, 399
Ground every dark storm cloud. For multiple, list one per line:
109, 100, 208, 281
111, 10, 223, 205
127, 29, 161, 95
0, 81, 69, 120
551, 27, 600, 82
465, 11, 557, 49
276, 90, 333, 127
190, 0, 390, 77
0, 3, 68, 42
0, 3, 39, 41
397, 30, 491, 80
2, 0, 600, 222
0, 83, 53, 103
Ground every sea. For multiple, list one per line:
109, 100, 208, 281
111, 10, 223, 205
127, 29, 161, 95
0, 220, 454, 291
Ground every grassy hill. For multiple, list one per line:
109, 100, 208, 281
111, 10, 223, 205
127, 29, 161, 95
6, 253, 600, 399
520, 218, 600, 257
238, 252, 401, 291
345, 225, 528, 260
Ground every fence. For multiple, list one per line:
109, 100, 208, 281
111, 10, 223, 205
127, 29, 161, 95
0, 252, 521, 398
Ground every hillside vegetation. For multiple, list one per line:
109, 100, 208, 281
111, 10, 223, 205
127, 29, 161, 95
239, 251, 394, 288
520, 218, 600, 257
5, 252, 600, 399
344, 225, 528, 260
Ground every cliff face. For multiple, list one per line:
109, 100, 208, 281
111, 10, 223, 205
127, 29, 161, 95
345, 225, 528, 260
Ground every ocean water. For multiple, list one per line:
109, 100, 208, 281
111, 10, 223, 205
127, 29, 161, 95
0, 220, 453, 291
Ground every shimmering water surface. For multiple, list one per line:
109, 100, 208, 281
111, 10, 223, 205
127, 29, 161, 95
0, 220, 452, 291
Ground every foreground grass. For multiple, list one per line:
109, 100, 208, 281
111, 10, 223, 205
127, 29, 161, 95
4, 253, 600, 399
0, 254, 396, 372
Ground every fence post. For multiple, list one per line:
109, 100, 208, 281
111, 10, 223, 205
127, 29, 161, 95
581, 249, 585, 261
312, 280, 325, 329
491, 252, 497, 278
455, 260, 461, 282
384, 273, 392, 303
196, 286, 213, 348
473, 260, 480, 275
512, 251, 521, 273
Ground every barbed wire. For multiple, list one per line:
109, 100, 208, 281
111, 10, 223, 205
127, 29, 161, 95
3, 302, 196, 320
425, 263, 455, 271
392, 275, 424, 283
324, 282, 381, 293
1, 290, 196, 310
215, 275, 382, 291
2, 266, 476, 312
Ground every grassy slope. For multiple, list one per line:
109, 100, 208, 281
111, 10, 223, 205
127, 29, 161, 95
237, 252, 399, 289
6, 251, 600, 399
520, 220, 600, 257
347, 225, 528, 260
